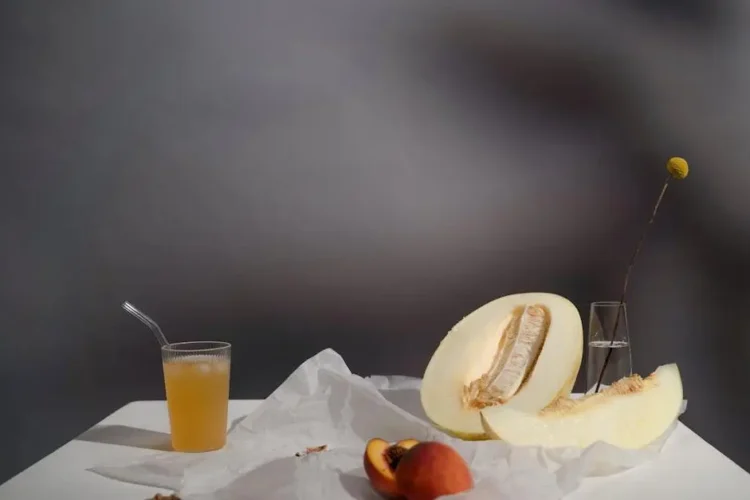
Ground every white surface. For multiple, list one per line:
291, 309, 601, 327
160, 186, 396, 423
0, 401, 258, 500
0, 400, 748, 499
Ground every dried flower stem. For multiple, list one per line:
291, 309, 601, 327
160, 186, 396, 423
594, 175, 672, 393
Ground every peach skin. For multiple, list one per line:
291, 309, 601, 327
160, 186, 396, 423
395, 441, 473, 500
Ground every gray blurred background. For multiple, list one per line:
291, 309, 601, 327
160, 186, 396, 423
1, 0, 749, 483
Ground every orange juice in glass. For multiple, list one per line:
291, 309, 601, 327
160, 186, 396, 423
161, 341, 231, 452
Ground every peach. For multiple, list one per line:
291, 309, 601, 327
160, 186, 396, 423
363, 438, 420, 498
395, 441, 473, 500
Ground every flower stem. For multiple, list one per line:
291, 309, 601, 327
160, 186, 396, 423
594, 175, 672, 393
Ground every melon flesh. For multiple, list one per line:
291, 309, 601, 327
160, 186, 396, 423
480, 363, 683, 449
420, 292, 583, 440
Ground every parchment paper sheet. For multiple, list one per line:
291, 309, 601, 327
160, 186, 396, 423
90, 349, 685, 499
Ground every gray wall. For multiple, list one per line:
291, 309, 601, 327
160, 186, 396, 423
2, 0, 749, 482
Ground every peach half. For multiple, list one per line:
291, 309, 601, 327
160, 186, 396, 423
395, 441, 473, 500
363, 438, 420, 498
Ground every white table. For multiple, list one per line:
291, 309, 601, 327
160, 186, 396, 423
0, 400, 748, 499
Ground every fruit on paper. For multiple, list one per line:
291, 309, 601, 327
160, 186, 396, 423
395, 441, 473, 500
421, 292, 583, 439
480, 363, 684, 449
364, 438, 419, 498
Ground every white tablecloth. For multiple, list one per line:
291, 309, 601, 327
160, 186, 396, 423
0, 400, 748, 499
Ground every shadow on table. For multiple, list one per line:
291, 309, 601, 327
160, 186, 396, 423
77, 425, 173, 451
199, 455, 381, 499
340, 471, 381, 500
77, 415, 249, 452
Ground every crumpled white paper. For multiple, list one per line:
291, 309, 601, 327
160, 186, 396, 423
89, 348, 686, 499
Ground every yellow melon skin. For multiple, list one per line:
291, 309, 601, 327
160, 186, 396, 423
480, 363, 684, 449
420, 292, 584, 440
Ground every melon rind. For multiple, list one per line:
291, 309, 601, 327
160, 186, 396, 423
420, 292, 584, 440
480, 363, 684, 449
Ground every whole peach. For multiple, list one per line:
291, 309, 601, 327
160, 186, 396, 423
395, 441, 473, 500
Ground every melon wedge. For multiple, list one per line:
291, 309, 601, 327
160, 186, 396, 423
420, 292, 583, 440
480, 363, 683, 449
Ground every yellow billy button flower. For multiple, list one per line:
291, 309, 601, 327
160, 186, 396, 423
667, 157, 689, 180
594, 156, 689, 393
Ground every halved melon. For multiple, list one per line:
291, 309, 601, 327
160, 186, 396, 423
420, 292, 583, 440
480, 363, 683, 449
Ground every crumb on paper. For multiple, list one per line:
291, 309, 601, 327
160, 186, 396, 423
295, 444, 328, 457
152, 494, 181, 500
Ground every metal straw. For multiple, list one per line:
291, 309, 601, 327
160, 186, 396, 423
122, 301, 170, 347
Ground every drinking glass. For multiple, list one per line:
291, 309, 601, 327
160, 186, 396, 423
587, 302, 632, 393
161, 341, 231, 452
